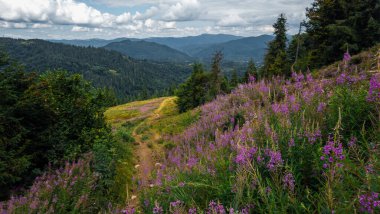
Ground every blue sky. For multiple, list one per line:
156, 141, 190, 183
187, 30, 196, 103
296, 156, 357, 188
0, 0, 314, 39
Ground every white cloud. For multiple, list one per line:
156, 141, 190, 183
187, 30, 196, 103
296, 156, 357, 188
218, 14, 247, 27
71, 26, 90, 31
162, 0, 201, 21
0, 0, 314, 38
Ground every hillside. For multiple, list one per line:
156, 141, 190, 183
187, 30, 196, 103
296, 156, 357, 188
104, 40, 193, 62
49, 38, 130, 47
193, 35, 274, 63
111, 46, 379, 213
0, 38, 191, 101
145, 34, 243, 54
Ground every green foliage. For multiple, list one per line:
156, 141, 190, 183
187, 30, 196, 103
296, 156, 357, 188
325, 85, 378, 142
176, 63, 210, 112
0, 58, 115, 200
243, 58, 258, 82
305, 0, 380, 68
263, 13, 289, 77
176, 52, 232, 112
0, 38, 191, 102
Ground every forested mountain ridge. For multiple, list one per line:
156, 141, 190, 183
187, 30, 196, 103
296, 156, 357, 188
104, 40, 193, 62
0, 37, 192, 101
193, 35, 274, 63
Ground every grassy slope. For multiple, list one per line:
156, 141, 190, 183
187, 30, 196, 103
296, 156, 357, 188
104, 97, 200, 209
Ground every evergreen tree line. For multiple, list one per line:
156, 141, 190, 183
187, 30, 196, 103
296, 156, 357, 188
262, 0, 380, 77
0, 52, 119, 201
177, 0, 380, 112
176, 52, 258, 112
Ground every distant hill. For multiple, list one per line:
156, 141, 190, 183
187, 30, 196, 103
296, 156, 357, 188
145, 34, 243, 54
48, 34, 273, 64
104, 40, 193, 62
0, 38, 191, 101
193, 35, 274, 63
49, 38, 133, 47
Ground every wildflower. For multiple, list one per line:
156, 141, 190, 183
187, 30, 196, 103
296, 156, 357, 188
188, 208, 197, 214
336, 73, 347, 85
365, 164, 375, 174
358, 192, 380, 213
348, 136, 357, 147
321, 137, 345, 169
288, 138, 295, 147
367, 75, 380, 102
170, 200, 183, 207
122, 207, 136, 214
343, 51, 351, 63
207, 201, 226, 214
265, 149, 283, 171
283, 172, 295, 192
317, 102, 327, 112
153, 203, 164, 214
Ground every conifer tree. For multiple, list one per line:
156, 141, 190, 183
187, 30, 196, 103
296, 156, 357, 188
230, 69, 239, 88
263, 13, 288, 77
209, 51, 224, 98
244, 58, 257, 82
305, 0, 380, 68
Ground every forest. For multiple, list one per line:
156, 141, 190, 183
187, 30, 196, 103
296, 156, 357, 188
0, 38, 191, 102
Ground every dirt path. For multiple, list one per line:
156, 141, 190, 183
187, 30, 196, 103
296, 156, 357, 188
126, 98, 171, 208
132, 123, 154, 188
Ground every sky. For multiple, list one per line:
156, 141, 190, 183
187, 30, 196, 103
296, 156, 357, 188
0, 0, 314, 39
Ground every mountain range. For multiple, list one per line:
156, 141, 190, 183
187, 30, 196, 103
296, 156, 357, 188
0, 38, 191, 101
50, 34, 273, 64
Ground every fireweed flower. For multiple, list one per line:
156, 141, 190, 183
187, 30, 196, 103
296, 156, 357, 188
207, 201, 226, 214
283, 172, 295, 192
367, 75, 380, 102
321, 137, 345, 169
170, 200, 183, 207
365, 164, 375, 174
188, 208, 197, 214
343, 51, 351, 63
264, 149, 283, 171
235, 146, 257, 165
358, 192, 380, 213
288, 138, 295, 147
317, 102, 327, 112
153, 203, 164, 214
336, 72, 347, 85
348, 136, 357, 147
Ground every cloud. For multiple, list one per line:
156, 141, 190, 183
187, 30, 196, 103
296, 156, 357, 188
71, 26, 90, 32
218, 14, 247, 27
162, 0, 201, 21
0, 0, 314, 38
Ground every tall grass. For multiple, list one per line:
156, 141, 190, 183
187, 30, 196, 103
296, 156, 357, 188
143, 55, 380, 213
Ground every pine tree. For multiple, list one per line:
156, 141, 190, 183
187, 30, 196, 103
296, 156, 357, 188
244, 58, 257, 82
263, 13, 288, 77
209, 51, 224, 98
305, 0, 380, 68
230, 69, 239, 88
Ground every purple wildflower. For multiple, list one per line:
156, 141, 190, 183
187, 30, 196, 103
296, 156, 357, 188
367, 75, 380, 102
321, 137, 345, 169
317, 102, 327, 112
188, 208, 197, 214
170, 200, 183, 207
348, 136, 357, 147
359, 192, 380, 213
288, 138, 295, 147
265, 149, 283, 171
153, 203, 164, 214
283, 172, 295, 192
343, 51, 351, 62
